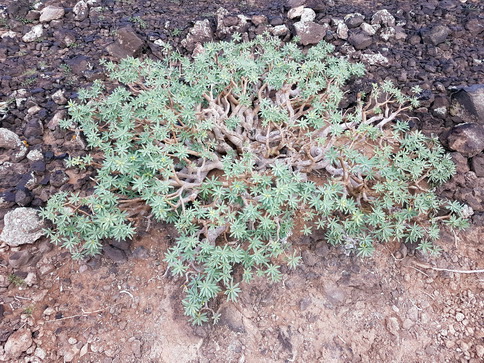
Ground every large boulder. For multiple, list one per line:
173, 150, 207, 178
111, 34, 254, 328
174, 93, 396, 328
0, 208, 45, 247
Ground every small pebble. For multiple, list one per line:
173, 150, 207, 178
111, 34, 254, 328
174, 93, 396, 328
456, 312, 465, 322
68, 337, 77, 345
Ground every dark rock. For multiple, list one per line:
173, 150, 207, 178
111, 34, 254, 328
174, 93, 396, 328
24, 119, 43, 138
452, 84, 484, 124
270, 16, 284, 26
465, 18, 484, 36
431, 95, 450, 119
49, 170, 68, 187
472, 213, 484, 226
102, 244, 128, 262
0, 191, 16, 204
251, 15, 268, 26
299, 297, 312, 311
7, 0, 30, 18
107, 27, 145, 59
471, 155, 484, 177
132, 246, 149, 259
451, 152, 470, 174
220, 304, 246, 333
344, 13, 364, 28
348, 31, 373, 50
15, 189, 33, 207
443, 123, 484, 157
8, 250, 32, 269
294, 21, 328, 45
110, 239, 130, 251
286, 0, 306, 8
301, 249, 318, 266
305, 0, 328, 11
31, 161, 46, 173
223, 16, 240, 27
66, 55, 92, 76
422, 25, 451, 45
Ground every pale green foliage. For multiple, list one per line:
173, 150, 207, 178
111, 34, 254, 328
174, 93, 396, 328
41, 35, 468, 324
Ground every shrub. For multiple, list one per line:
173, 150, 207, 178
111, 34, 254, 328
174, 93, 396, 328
41, 34, 469, 325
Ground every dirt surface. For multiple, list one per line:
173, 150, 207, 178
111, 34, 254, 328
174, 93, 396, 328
0, 0, 483, 362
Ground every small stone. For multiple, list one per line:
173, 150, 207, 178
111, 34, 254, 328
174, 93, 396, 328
34, 347, 46, 359
270, 25, 289, 37
102, 244, 128, 262
360, 53, 390, 67
220, 304, 246, 333
39, 5, 65, 22
62, 346, 80, 362
0, 208, 45, 247
43, 307, 55, 316
360, 22, 377, 36
24, 272, 37, 286
251, 15, 267, 26
0, 128, 28, 161
476, 345, 484, 358
107, 27, 145, 59
73, 1, 89, 21
51, 90, 67, 105
348, 31, 373, 50
456, 312, 465, 322
336, 22, 349, 39
4, 329, 33, 359
402, 318, 414, 330
8, 250, 32, 269
131, 339, 142, 358
287, 6, 305, 19
452, 84, 484, 124
47, 110, 66, 130
371, 9, 395, 27
422, 25, 451, 46
181, 20, 213, 52
27, 149, 44, 162
49, 169, 69, 187
445, 340, 455, 348
22, 24, 44, 42
344, 13, 364, 28
15, 189, 33, 207
68, 337, 78, 345
443, 123, 484, 157
299, 297, 311, 311
471, 155, 484, 177
300, 8, 316, 23
294, 21, 328, 45
301, 250, 318, 267
80, 343, 89, 357
386, 316, 400, 336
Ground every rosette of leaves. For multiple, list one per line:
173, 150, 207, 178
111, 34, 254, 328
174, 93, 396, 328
41, 34, 469, 325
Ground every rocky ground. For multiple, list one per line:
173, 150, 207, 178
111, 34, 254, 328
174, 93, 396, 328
0, 0, 483, 362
